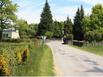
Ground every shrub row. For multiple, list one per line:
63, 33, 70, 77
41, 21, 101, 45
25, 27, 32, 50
0, 42, 32, 76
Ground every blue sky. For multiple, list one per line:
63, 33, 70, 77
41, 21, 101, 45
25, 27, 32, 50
12, 0, 103, 24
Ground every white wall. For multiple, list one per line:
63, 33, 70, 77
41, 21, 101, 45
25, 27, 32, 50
11, 30, 20, 39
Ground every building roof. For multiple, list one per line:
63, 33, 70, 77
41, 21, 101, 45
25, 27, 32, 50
3, 28, 18, 32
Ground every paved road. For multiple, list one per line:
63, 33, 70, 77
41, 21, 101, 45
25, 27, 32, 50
47, 40, 103, 76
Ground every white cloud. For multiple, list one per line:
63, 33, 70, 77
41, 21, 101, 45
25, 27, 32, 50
68, 0, 103, 5
16, 5, 92, 24
15, 0, 95, 24
82, 0, 103, 5
52, 6, 76, 21
16, 10, 41, 24
52, 5, 91, 22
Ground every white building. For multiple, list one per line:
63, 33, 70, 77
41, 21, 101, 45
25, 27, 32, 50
2, 28, 20, 39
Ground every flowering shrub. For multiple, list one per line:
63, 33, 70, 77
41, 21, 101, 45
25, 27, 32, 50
0, 55, 11, 76
0, 42, 34, 76
16, 48, 30, 64
16, 50, 22, 64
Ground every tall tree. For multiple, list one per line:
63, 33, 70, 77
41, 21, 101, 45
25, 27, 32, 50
90, 4, 103, 30
80, 5, 84, 20
16, 19, 29, 38
0, 0, 17, 29
29, 23, 38, 37
37, 0, 53, 36
73, 5, 84, 41
64, 17, 73, 35
82, 4, 103, 42
53, 20, 63, 38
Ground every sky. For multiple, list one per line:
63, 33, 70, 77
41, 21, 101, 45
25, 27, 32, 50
12, 0, 103, 24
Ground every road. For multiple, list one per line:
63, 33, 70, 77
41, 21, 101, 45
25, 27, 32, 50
47, 40, 103, 76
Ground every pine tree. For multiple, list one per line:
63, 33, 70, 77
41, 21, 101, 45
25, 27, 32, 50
37, 0, 53, 36
73, 5, 84, 41
80, 5, 84, 20
53, 20, 63, 38
64, 17, 73, 35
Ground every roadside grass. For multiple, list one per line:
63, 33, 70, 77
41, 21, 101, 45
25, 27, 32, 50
0, 40, 54, 76
15, 45, 54, 76
36, 45, 54, 76
72, 44, 103, 56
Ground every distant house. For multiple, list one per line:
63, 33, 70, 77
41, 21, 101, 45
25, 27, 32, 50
2, 28, 20, 39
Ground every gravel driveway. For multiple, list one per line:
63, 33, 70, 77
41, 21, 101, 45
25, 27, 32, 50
47, 40, 103, 76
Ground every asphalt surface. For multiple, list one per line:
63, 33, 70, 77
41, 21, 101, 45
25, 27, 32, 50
47, 40, 103, 76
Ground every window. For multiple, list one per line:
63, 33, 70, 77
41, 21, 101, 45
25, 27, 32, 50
3, 34, 9, 38
3, 34, 5, 38
6, 34, 8, 38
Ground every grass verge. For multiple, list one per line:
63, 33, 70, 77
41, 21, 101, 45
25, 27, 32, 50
0, 40, 54, 76
72, 44, 103, 56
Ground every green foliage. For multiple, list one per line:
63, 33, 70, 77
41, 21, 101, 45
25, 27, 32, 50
0, 0, 18, 29
16, 19, 38, 38
82, 16, 91, 32
45, 31, 53, 39
73, 5, 84, 41
0, 40, 54, 76
53, 21, 63, 38
64, 17, 73, 35
75, 43, 103, 56
85, 30, 102, 42
1, 39, 22, 43
63, 17, 73, 44
28, 24, 38, 37
63, 34, 73, 44
38, 0, 53, 36
94, 30, 102, 41
16, 19, 29, 38
66, 34, 73, 40
82, 4, 103, 42
0, 42, 30, 75
0, 29, 2, 39
85, 31, 95, 42
90, 4, 103, 30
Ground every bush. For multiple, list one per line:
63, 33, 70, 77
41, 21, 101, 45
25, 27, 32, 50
94, 30, 102, 42
0, 38, 32, 43
45, 31, 53, 39
85, 31, 95, 42
1, 39, 22, 43
0, 29, 2, 39
63, 34, 73, 44
66, 34, 73, 40
16, 49, 22, 64
85, 30, 102, 42
0, 55, 11, 76
16, 48, 30, 64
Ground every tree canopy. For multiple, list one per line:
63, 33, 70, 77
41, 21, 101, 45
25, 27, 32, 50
82, 4, 103, 42
53, 21, 64, 38
37, 0, 53, 36
0, 0, 18, 29
73, 5, 84, 41
64, 17, 72, 35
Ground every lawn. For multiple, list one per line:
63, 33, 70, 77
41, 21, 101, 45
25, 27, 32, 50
0, 39, 54, 76
73, 44, 103, 56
